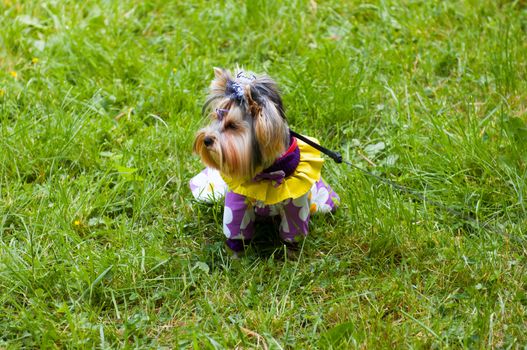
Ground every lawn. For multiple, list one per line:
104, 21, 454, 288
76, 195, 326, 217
1, 0, 526, 348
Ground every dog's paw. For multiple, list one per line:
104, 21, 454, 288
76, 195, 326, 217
225, 238, 250, 258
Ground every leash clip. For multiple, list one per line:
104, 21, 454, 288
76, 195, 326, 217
331, 151, 343, 164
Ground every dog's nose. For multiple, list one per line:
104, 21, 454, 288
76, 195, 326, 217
204, 136, 214, 147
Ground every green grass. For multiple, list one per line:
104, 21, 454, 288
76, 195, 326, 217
1, 0, 526, 348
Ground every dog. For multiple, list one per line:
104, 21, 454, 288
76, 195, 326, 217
190, 68, 339, 255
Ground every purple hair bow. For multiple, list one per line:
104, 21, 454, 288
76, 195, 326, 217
215, 108, 229, 121
253, 170, 286, 187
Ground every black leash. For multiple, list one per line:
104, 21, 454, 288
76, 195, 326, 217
290, 130, 489, 231
291, 129, 524, 244
290, 130, 343, 164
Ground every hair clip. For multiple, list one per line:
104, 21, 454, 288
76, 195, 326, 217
236, 71, 256, 80
215, 108, 229, 121
226, 80, 245, 103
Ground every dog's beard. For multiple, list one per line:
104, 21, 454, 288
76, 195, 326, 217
194, 113, 289, 180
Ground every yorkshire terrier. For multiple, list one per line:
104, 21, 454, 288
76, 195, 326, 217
190, 68, 339, 255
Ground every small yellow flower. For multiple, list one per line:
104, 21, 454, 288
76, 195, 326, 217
74, 220, 81, 226
32, 57, 39, 64
0, 89, 4, 97
172, 67, 177, 73
10, 71, 17, 78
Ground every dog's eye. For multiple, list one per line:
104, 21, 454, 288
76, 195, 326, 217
225, 122, 237, 130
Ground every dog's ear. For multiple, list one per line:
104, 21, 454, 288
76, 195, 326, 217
202, 68, 232, 112
210, 67, 231, 96
244, 85, 261, 117
249, 77, 286, 120
213, 67, 226, 78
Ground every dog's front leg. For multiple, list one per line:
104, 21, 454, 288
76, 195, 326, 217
278, 192, 311, 244
223, 190, 255, 253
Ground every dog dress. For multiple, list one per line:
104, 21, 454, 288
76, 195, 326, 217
190, 136, 339, 251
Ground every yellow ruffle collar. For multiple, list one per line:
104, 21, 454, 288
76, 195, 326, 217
221, 136, 324, 205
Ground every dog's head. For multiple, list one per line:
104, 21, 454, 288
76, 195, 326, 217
194, 68, 289, 179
